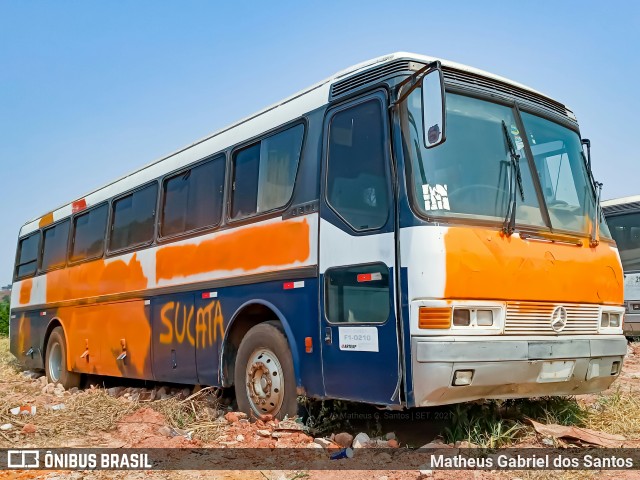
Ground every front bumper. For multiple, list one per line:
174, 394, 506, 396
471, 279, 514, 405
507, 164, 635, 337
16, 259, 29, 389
412, 335, 627, 407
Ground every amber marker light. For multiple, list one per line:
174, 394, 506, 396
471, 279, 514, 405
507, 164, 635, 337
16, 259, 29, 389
418, 307, 452, 329
305, 337, 313, 353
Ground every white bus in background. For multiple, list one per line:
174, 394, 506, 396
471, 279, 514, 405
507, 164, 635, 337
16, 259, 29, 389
603, 196, 640, 335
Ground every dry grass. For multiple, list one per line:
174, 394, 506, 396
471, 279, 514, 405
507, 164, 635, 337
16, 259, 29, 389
149, 388, 224, 442
0, 337, 223, 446
583, 386, 640, 439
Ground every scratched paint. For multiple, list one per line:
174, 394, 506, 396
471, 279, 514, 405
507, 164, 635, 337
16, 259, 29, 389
159, 300, 224, 348
444, 227, 623, 304
156, 218, 311, 282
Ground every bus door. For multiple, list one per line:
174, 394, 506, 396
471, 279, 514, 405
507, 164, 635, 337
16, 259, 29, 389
319, 92, 401, 405
151, 292, 198, 383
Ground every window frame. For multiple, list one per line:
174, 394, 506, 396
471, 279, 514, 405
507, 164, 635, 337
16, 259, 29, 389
14, 230, 42, 281
226, 119, 307, 225
107, 180, 160, 256
323, 261, 392, 326
157, 153, 227, 243
323, 92, 393, 233
68, 201, 110, 267
39, 218, 71, 274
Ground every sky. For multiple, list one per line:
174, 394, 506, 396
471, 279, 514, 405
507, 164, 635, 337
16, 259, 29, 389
1, 1, 639, 284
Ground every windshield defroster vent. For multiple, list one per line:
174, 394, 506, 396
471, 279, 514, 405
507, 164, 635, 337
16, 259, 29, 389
443, 67, 568, 117
330, 60, 414, 99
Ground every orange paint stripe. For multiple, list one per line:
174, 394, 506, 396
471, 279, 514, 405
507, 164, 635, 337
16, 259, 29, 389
444, 227, 623, 305
19, 278, 33, 305
46, 253, 148, 303
39, 212, 54, 228
156, 218, 311, 282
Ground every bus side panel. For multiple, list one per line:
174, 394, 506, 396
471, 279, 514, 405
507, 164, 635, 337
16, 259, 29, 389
212, 277, 323, 396
57, 300, 153, 379
9, 310, 48, 370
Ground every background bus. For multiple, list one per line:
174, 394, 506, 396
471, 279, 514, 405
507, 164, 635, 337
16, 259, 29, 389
603, 196, 640, 335
10, 52, 626, 419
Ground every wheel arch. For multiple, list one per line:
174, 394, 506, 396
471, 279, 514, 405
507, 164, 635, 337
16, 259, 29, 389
42, 317, 66, 364
219, 299, 301, 388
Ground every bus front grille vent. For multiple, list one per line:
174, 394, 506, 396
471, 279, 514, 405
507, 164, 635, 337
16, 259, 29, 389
330, 60, 413, 99
504, 302, 600, 335
443, 67, 568, 118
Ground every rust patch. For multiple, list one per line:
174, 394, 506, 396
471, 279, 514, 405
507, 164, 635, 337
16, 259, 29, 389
444, 227, 623, 304
156, 218, 311, 282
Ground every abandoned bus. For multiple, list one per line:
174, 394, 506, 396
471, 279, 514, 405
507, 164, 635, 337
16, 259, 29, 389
10, 52, 625, 418
603, 196, 640, 335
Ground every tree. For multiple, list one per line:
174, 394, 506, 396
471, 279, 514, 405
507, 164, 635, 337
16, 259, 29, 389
0, 298, 9, 336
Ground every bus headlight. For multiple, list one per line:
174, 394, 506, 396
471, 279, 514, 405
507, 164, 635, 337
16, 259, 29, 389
599, 308, 624, 333
453, 309, 471, 326
476, 310, 494, 326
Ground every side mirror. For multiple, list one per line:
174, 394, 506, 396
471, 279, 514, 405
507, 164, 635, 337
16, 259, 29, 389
421, 67, 446, 148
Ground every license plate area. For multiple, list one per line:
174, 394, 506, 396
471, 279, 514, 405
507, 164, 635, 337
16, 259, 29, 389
537, 360, 575, 383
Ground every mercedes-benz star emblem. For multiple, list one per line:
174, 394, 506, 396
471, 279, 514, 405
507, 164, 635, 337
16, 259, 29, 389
550, 306, 568, 332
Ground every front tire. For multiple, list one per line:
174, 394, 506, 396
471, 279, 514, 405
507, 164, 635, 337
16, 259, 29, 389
45, 327, 81, 389
234, 322, 298, 420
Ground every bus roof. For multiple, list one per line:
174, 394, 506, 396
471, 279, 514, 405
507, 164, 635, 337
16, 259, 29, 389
602, 195, 640, 208
19, 52, 557, 237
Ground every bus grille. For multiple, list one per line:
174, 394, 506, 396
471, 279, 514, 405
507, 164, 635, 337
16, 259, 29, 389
504, 302, 600, 335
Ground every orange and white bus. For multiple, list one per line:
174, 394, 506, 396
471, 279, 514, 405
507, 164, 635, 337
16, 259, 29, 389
10, 53, 625, 419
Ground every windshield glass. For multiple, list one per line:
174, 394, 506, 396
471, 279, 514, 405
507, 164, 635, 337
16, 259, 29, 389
519, 112, 601, 236
404, 91, 545, 226
403, 89, 606, 237
607, 212, 640, 271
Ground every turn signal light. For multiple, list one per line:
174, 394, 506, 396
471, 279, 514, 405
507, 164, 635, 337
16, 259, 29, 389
419, 307, 452, 329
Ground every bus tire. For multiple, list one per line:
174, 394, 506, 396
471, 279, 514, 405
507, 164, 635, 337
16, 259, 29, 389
45, 327, 81, 389
234, 322, 298, 420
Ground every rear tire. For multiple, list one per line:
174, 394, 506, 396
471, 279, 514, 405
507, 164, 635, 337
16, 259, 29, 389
234, 322, 298, 420
45, 327, 81, 389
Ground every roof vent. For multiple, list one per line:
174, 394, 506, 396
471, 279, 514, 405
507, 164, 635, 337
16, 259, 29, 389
330, 60, 414, 98
443, 67, 567, 117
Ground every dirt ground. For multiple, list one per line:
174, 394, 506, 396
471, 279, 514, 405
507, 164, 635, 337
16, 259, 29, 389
2, 338, 640, 480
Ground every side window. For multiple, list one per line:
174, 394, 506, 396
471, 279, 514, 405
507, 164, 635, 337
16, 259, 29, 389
15, 232, 40, 279
325, 263, 390, 324
231, 124, 304, 219
70, 204, 108, 262
110, 183, 158, 252
326, 100, 390, 230
161, 155, 225, 237
42, 220, 70, 271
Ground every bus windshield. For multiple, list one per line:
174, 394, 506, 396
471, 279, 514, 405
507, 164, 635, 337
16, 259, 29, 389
608, 212, 640, 271
403, 90, 606, 237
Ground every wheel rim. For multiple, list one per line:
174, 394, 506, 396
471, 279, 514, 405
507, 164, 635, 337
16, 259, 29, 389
48, 342, 62, 383
245, 348, 284, 416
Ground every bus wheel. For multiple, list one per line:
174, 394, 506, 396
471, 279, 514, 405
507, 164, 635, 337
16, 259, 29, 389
234, 322, 297, 420
45, 327, 81, 389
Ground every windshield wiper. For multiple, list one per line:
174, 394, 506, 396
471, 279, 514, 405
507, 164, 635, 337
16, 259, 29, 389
501, 121, 524, 235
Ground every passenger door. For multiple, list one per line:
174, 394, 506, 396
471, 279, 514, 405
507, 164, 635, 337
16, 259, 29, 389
319, 92, 401, 405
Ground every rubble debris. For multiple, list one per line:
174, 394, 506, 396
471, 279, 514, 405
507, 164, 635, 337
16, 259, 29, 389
352, 432, 370, 448
10, 405, 36, 415
21, 423, 36, 434
334, 432, 354, 448
0, 424, 13, 431
385, 432, 396, 441
528, 419, 626, 448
